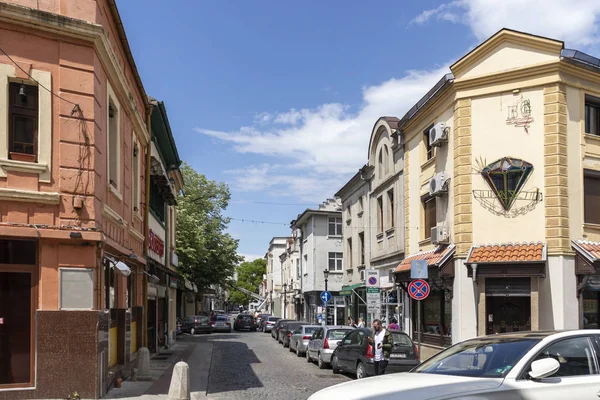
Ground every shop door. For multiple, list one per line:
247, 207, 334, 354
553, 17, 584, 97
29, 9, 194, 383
486, 278, 531, 334
0, 272, 32, 386
147, 299, 157, 353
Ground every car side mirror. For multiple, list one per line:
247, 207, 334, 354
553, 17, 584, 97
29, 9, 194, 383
528, 358, 560, 380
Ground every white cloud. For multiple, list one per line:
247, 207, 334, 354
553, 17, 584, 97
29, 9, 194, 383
196, 65, 449, 199
239, 253, 264, 262
412, 0, 600, 48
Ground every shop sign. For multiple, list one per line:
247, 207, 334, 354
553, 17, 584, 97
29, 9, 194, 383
149, 229, 165, 257
366, 287, 380, 313
169, 276, 178, 289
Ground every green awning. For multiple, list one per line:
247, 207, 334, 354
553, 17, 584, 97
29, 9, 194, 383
339, 283, 365, 296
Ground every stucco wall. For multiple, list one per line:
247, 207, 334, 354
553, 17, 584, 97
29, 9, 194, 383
471, 88, 546, 244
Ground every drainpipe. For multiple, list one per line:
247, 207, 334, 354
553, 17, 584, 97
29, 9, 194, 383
143, 105, 152, 348
472, 263, 479, 336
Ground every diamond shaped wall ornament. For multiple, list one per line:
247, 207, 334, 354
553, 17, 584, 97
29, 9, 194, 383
481, 157, 533, 211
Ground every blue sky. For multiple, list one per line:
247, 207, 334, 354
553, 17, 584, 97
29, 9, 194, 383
117, 0, 600, 261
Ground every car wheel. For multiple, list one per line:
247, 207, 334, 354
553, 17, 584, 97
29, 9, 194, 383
318, 353, 327, 369
296, 346, 303, 357
356, 362, 366, 379
306, 350, 312, 363
288, 342, 294, 352
190, 328, 195, 335
332, 355, 340, 374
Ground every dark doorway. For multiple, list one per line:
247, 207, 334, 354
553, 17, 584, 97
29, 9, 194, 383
0, 272, 32, 385
147, 298, 156, 353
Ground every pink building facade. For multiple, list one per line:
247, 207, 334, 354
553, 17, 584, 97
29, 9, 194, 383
0, 1, 151, 398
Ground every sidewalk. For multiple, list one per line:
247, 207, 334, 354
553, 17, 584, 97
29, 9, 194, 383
102, 338, 213, 400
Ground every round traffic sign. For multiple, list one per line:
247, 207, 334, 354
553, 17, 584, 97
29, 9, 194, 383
368, 276, 378, 286
408, 279, 430, 301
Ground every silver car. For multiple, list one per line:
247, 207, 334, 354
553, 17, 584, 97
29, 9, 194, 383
307, 326, 354, 369
262, 316, 281, 333
289, 325, 320, 357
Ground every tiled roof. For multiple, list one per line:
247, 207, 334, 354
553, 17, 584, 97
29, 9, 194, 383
572, 240, 600, 262
395, 245, 455, 273
466, 242, 545, 264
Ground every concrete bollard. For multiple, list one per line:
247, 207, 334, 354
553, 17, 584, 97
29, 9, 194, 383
136, 347, 152, 381
167, 361, 190, 400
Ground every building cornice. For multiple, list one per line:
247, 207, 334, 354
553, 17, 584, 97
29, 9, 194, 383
0, 2, 150, 145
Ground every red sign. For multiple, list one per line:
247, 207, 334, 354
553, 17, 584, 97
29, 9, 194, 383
408, 279, 430, 301
148, 229, 164, 257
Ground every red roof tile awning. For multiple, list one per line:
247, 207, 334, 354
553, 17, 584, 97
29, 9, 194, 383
572, 240, 600, 263
395, 244, 455, 273
465, 242, 545, 264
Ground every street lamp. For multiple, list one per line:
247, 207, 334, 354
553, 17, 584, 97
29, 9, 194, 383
290, 280, 294, 320
323, 269, 329, 293
283, 283, 288, 319
323, 270, 329, 326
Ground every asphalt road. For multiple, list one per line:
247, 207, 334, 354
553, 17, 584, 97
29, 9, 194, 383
196, 319, 351, 399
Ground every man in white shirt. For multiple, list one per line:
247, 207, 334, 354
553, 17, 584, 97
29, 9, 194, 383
368, 319, 393, 375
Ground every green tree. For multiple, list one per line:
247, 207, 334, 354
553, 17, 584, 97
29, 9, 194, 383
176, 163, 241, 290
228, 258, 267, 306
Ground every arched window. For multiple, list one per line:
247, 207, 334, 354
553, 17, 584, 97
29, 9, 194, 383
384, 145, 390, 175
378, 149, 384, 178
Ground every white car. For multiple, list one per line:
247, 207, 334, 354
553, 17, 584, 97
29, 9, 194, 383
309, 330, 600, 400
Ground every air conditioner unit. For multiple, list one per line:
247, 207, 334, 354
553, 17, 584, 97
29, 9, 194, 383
431, 225, 449, 245
429, 172, 448, 196
429, 122, 448, 147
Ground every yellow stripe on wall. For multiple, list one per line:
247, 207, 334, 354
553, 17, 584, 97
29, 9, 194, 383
109, 327, 118, 367
131, 321, 137, 354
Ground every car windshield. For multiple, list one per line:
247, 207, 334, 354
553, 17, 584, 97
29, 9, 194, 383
413, 337, 541, 378
328, 329, 351, 340
305, 327, 318, 334
197, 316, 209, 322
269, 317, 281, 321
216, 316, 228, 321
240, 315, 253, 321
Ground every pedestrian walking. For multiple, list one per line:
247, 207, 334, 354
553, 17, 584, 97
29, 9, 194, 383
368, 319, 393, 375
357, 317, 365, 328
388, 318, 399, 330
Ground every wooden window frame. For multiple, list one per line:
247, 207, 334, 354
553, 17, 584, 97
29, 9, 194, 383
387, 189, 395, 228
422, 195, 437, 240
8, 82, 38, 161
328, 216, 342, 236
328, 252, 343, 272
584, 169, 600, 225
377, 196, 383, 234
585, 95, 600, 136
423, 124, 434, 161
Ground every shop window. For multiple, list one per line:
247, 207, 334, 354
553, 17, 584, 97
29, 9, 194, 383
584, 170, 600, 225
424, 124, 434, 161
358, 232, 365, 265
150, 180, 166, 223
585, 95, 600, 136
328, 216, 342, 236
347, 238, 353, 269
377, 196, 383, 234
0, 239, 36, 264
104, 259, 115, 309
422, 196, 436, 240
388, 189, 394, 228
530, 337, 598, 377
583, 290, 599, 329
413, 289, 452, 343
9, 83, 38, 161
328, 252, 343, 272
60, 268, 93, 310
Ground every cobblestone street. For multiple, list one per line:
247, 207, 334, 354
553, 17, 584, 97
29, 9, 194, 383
205, 328, 350, 399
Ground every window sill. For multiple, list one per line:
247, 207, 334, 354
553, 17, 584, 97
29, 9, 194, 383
328, 271, 343, 274
420, 156, 436, 171
103, 204, 127, 227
357, 211, 364, 218
327, 235, 342, 239
584, 133, 600, 143
419, 237, 432, 247
134, 211, 143, 222
583, 223, 600, 231
346, 218, 352, 225
376, 233, 384, 242
109, 184, 123, 201
386, 227, 395, 236
0, 187, 59, 205
0, 158, 47, 175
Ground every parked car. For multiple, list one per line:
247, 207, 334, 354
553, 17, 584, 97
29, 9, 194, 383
182, 315, 212, 335
211, 315, 232, 333
271, 319, 292, 340
331, 328, 419, 379
176, 317, 183, 335
256, 313, 271, 329
280, 321, 307, 347
289, 325, 320, 356
309, 330, 600, 399
307, 326, 355, 369
234, 313, 257, 331
262, 316, 281, 333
